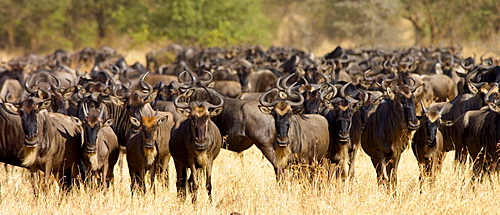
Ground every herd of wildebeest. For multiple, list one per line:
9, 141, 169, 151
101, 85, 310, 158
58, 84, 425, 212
0, 44, 499, 201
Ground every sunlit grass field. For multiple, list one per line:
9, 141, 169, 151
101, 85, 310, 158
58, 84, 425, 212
0, 145, 498, 214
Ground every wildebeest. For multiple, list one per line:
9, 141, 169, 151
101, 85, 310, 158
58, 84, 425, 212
4, 95, 83, 192
75, 104, 119, 187
361, 76, 424, 190
0, 100, 25, 167
258, 87, 330, 179
126, 96, 175, 194
169, 88, 224, 203
411, 101, 453, 186
451, 85, 500, 178
320, 83, 363, 179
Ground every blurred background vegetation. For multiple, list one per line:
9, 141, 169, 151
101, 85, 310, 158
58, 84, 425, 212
0, 0, 498, 55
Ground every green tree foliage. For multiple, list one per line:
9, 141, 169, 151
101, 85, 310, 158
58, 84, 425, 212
401, 0, 500, 45
0, 0, 496, 52
148, 0, 272, 46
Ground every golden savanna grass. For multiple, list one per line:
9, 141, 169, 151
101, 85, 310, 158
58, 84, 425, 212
0, 146, 499, 215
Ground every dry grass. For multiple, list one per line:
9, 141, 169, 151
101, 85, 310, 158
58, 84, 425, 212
1, 146, 499, 215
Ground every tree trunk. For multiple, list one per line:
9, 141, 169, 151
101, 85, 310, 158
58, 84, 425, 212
94, 0, 106, 39
7, 22, 15, 48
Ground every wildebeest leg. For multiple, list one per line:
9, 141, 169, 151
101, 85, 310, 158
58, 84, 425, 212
102, 163, 109, 189
156, 155, 170, 187
188, 159, 199, 204
44, 160, 53, 192
255, 145, 279, 180
175, 162, 187, 202
387, 154, 401, 192
206, 161, 213, 203
454, 146, 468, 164
129, 169, 142, 195
371, 157, 386, 187
118, 147, 126, 182
30, 168, 40, 197
149, 161, 157, 195
139, 169, 146, 194
348, 143, 359, 179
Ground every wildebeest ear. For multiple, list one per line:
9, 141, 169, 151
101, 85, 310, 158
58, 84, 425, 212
144, 90, 158, 104
130, 116, 141, 127
104, 119, 114, 127
176, 108, 191, 117
103, 86, 111, 95
63, 86, 76, 100
352, 100, 363, 112
323, 100, 334, 110
412, 83, 425, 96
209, 106, 223, 117
3, 103, 19, 114
157, 116, 168, 125
468, 81, 479, 94
279, 92, 287, 100
324, 91, 335, 100
440, 120, 454, 126
487, 102, 500, 113
292, 107, 304, 115
109, 95, 124, 106
386, 88, 395, 100
184, 88, 195, 97
71, 117, 82, 126
258, 105, 273, 115
207, 81, 215, 88
39, 100, 52, 110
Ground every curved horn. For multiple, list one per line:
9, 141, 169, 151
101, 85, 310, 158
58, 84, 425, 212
461, 57, 475, 70
259, 88, 280, 107
173, 90, 190, 109
24, 75, 37, 94
281, 73, 295, 89
98, 104, 104, 118
284, 82, 305, 107
112, 84, 126, 99
314, 70, 330, 84
41, 89, 51, 100
403, 55, 415, 66
420, 100, 427, 114
178, 70, 196, 89
363, 69, 375, 82
49, 73, 61, 89
4, 92, 14, 104
383, 60, 391, 70
338, 54, 350, 63
406, 76, 417, 89
484, 83, 498, 103
82, 102, 89, 118
319, 83, 337, 101
205, 92, 225, 109
199, 70, 213, 86
139, 72, 152, 92
340, 82, 351, 98
390, 55, 398, 67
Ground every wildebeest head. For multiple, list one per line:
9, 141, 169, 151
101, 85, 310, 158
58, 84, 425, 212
129, 108, 170, 149
321, 83, 363, 142
232, 58, 253, 92
74, 104, 113, 153
418, 101, 453, 147
174, 88, 224, 150
4, 95, 52, 147
296, 68, 330, 114
126, 90, 158, 120
259, 87, 304, 147
384, 75, 424, 130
